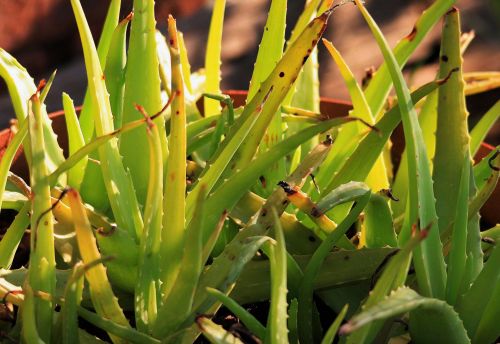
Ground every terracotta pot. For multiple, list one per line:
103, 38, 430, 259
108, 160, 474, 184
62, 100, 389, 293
1, 92, 498, 224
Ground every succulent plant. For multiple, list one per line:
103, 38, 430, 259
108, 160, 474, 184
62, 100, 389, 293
0, 0, 499, 343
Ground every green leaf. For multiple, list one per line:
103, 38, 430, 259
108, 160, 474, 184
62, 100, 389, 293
63, 93, 87, 190
193, 232, 272, 314
340, 287, 470, 344
320, 39, 388, 192
0, 201, 30, 269
120, 0, 166, 205
206, 288, 266, 340
0, 49, 65, 178
362, 192, 397, 248
204, 0, 226, 116
345, 229, 426, 343
0, 120, 27, 211
135, 109, 164, 333
363, 0, 456, 117
68, 189, 130, 344
70, 0, 143, 239
433, 8, 471, 235
105, 12, 131, 129
324, 78, 442, 195
153, 186, 206, 338
61, 263, 85, 344
79, 0, 122, 142
298, 182, 371, 344
266, 208, 288, 344
25, 93, 56, 342
247, 0, 287, 197
320, 304, 348, 344
456, 244, 500, 343
355, 0, 446, 299
161, 16, 188, 298
446, 153, 470, 305
203, 117, 363, 245
197, 316, 244, 344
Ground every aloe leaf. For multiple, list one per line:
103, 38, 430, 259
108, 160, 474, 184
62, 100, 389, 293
320, 304, 348, 344
433, 8, 471, 235
68, 189, 130, 343
206, 288, 266, 340
24, 93, 56, 342
456, 244, 500, 343
197, 316, 244, 344
63, 93, 87, 190
324, 78, 442, 195
266, 208, 288, 344
229, 11, 330, 182
79, 0, 121, 142
71, 0, 143, 239
203, 117, 362, 244
355, 0, 446, 299
39, 69, 57, 104
77, 307, 161, 344
21, 283, 44, 344
247, 0, 286, 197
135, 109, 164, 333
185, 97, 266, 222
247, 0, 286, 100
470, 100, 500, 156
153, 186, 205, 338
193, 229, 272, 315
61, 263, 86, 344
48, 112, 167, 188
105, 12, 131, 129
298, 182, 370, 344
445, 153, 470, 305
345, 230, 426, 344
361, 192, 397, 248
204, 0, 226, 116
161, 16, 188, 297
0, 49, 65, 177
120, 0, 166, 205
0, 201, 30, 269
363, 0, 456, 117
391, 90, 438, 219
320, 39, 388, 192
0, 120, 27, 211
341, 287, 470, 344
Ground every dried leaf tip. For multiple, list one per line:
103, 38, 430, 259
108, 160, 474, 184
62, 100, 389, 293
121, 11, 134, 24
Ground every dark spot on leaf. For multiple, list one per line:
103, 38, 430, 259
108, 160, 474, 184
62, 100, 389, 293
261, 209, 267, 217
43, 221, 48, 226
344, 255, 350, 261
308, 236, 316, 242
278, 181, 297, 195
311, 207, 323, 218
259, 175, 267, 188
441, 55, 449, 62
279, 72, 285, 78
170, 39, 175, 45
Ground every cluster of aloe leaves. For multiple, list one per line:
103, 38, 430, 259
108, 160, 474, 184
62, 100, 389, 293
0, 0, 499, 342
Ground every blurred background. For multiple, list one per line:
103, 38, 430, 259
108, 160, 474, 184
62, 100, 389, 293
0, 0, 499, 140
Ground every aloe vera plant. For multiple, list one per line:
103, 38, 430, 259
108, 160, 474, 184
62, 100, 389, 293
0, 0, 499, 343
